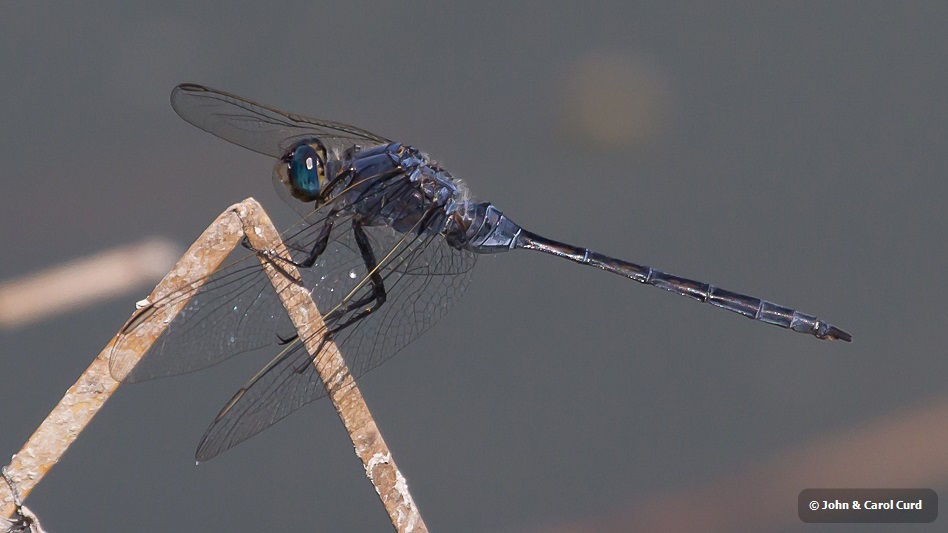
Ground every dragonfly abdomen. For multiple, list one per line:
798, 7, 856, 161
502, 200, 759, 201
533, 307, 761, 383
512, 227, 851, 341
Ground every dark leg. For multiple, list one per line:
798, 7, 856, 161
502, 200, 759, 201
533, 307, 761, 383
243, 210, 339, 273
286, 219, 390, 369
322, 219, 387, 329
296, 213, 339, 269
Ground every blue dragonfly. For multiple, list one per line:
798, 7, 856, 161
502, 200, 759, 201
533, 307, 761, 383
111, 84, 851, 461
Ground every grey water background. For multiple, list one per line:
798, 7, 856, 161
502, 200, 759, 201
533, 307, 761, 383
1, 2, 946, 531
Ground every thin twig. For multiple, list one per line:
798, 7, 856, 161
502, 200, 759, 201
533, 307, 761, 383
2, 198, 428, 532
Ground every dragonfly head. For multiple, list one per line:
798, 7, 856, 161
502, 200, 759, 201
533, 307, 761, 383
274, 140, 329, 203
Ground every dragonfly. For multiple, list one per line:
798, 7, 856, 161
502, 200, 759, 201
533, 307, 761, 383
111, 84, 851, 462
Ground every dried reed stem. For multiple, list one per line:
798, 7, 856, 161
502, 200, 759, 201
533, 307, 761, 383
2, 198, 427, 532
0, 237, 180, 329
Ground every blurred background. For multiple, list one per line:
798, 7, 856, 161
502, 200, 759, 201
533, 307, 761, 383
1, 2, 946, 532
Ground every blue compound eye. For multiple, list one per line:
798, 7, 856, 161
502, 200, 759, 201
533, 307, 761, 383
286, 144, 323, 200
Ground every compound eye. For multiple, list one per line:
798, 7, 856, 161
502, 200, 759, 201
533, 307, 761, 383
284, 143, 324, 201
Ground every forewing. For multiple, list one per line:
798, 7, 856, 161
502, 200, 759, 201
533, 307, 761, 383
111, 254, 294, 382
171, 83, 391, 158
110, 208, 364, 382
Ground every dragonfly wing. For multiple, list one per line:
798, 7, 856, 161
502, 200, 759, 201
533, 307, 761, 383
112, 255, 293, 382
171, 83, 391, 158
195, 339, 325, 462
110, 207, 360, 382
193, 221, 476, 460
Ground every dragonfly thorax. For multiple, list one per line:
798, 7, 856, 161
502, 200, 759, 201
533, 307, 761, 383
303, 143, 461, 236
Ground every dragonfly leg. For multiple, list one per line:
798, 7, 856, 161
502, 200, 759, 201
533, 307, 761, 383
288, 220, 389, 374
324, 219, 387, 329
241, 210, 339, 272
240, 214, 341, 296
281, 218, 389, 358
322, 201, 445, 329
296, 212, 339, 268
